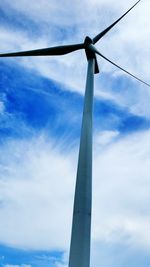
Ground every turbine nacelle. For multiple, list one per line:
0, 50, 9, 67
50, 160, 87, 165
84, 36, 100, 74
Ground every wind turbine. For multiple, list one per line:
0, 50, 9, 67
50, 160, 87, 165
0, 1, 149, 267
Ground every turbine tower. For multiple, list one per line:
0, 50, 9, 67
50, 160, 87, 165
0, 1, 149, 266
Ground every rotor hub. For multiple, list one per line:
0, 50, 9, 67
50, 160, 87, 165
84, 36, 93, 46
84, 36, 95, 59
84, 36, 99, 74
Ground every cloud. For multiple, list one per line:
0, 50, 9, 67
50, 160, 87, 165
93, 129, 150, 251
0, 129, 150, 255
94, 130, 119, 146
0, 101, 5, 114
0, 135, 75, 250
55, 252, 68, 267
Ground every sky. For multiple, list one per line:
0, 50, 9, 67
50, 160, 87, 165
0, 0, 150, 266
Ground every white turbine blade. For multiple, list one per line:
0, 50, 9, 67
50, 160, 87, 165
93, 0, 141, 44
89, 44, 150, 87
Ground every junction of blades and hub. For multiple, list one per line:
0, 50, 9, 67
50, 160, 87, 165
84, 36, 99, 74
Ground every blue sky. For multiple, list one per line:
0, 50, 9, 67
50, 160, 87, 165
0, 0, 150, 266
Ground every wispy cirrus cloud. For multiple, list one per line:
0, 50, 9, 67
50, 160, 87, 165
0, 130, 150, 255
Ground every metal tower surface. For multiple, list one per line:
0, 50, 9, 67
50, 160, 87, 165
69, 58, 94, 267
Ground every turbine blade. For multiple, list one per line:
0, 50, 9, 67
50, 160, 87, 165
93, 0, 141, 44
0, 43, 84, 57
89, 44, 150, 87
94, 57, 99, 74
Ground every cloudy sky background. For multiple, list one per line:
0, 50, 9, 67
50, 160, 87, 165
0, 0, 150, 266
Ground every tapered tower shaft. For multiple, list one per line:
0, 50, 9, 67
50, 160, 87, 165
69, 58, 95, 267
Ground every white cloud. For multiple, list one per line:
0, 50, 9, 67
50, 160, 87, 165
93, 129, 150, 251
0, 135, 75, 250
0, 101, 5, 114
55, 252, 68, 267
95, 130, 119, 146
0, 130, 150, 256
